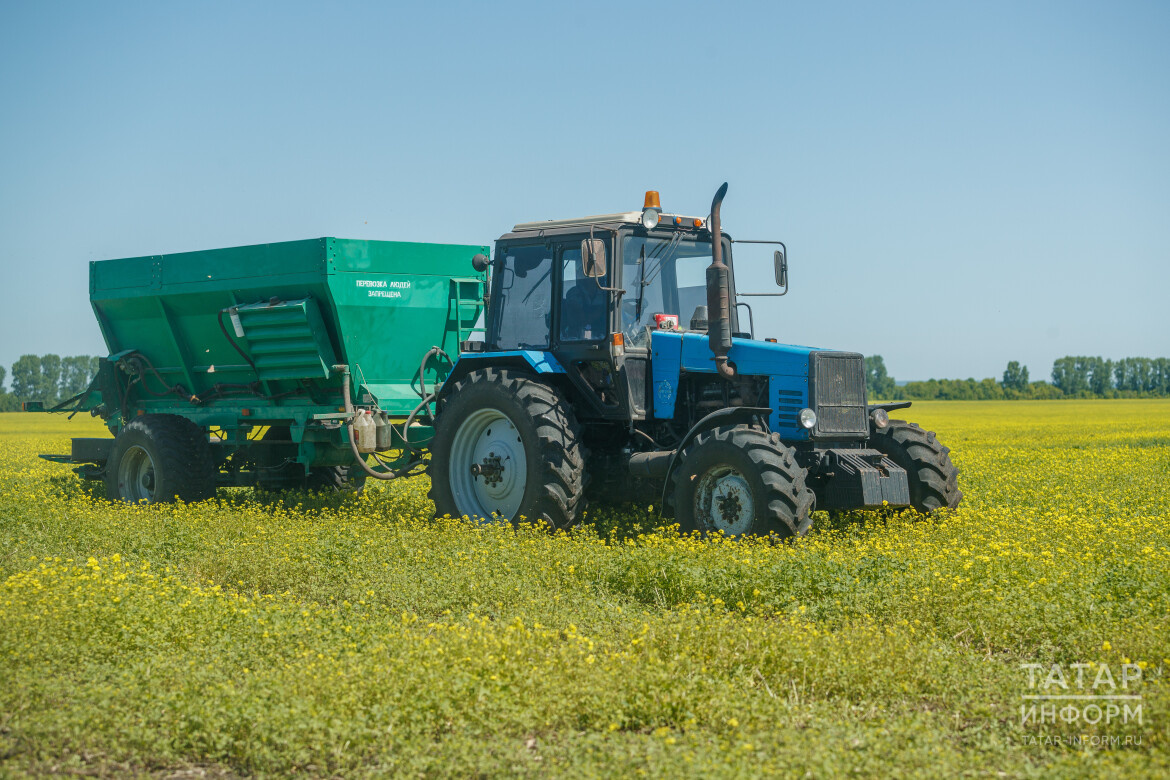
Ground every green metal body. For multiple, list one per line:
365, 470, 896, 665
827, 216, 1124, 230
80, 237, 486, 474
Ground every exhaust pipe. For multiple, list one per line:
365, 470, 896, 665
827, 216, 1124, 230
706, 182, 736, 379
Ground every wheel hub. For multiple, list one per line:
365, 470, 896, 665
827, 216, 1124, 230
449, 409, 527, 521
470, 454, 505, 487
694, 465, 754, 535
717, 491, 742, 524
117, 444, 157, 503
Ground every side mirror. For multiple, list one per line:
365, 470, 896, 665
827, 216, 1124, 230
581, 239, 607, 278
773, 247, 788, 289
471, 253, 490, 273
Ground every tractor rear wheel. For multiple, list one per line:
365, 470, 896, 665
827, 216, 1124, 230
428, 368, 586, 528
869, 420, 962, 513
670, 425, 815, 538
104, 414, 216, 504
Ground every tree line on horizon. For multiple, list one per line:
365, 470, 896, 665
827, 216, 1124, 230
0, 355, 102, 412
1, 353, 1168, 412
865, 355, 1170, 401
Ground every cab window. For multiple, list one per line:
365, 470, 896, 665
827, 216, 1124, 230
559, 247, 607, 342
493, 245, 554, 349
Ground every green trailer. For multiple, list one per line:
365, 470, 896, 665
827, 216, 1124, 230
41, 237, 487, 500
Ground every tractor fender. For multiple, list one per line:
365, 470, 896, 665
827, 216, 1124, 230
439, 351, 566, 399
657, 406, 773, 516
868, 401, 912, 413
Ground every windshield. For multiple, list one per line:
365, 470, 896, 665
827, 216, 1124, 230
621, 234, 733, 348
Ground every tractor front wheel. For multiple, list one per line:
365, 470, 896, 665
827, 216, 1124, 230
104, 414, 216, 504
869, 420, 962, 513
428, 368, 586, 528
670, 426, 815, 538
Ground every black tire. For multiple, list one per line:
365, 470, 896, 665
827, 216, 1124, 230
305, 466, 367, 494
869, 420, 962, 513
104, 414, 216, 503
428, 368, 586, 528
254, 426, 366, 494
670, 425, 815, 538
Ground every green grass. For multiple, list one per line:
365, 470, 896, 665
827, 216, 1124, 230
0, 401, 1168, 777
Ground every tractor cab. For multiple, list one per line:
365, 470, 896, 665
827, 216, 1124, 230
463, 191, 771, 425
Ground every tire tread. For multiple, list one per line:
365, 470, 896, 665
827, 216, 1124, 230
428, 368, 587, 529
106, 414, 216, 503
668, 426, 815, 537
871, 420, 962, 512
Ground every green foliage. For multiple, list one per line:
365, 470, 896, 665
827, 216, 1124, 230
60, 355, 98, 400
9, 354, 43, 400
898, 356, 1170, 401
1025, 380, 1064, 400
39, 355, 62, 401
895, 377, 1010, 401
1001, 361, 1029, 393
0, 365, 15, 411
1052, 356, 1170, 398
863, 355, 897, 400
1115, 357, 1170, 395
1087, 357, 1114, 396
6, 354, 101, 405
1, 404, 1168, 776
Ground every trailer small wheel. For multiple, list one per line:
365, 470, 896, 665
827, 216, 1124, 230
869, 420, 962, 513
429, 368, 586, 528
670, 425, 814, 538
255, 427, 365, 494
305, 466, 367, 494
104, 414, 216, 504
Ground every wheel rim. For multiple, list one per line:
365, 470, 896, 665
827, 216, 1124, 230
117, 445, 156, 502
448, 407, 527, 521
694, 464, 754, 535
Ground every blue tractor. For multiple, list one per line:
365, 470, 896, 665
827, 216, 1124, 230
428, 184, 961, 535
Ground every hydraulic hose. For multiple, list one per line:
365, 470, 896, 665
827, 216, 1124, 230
399, 392, 436, 453
416, 346, 452, 404
217, 308, 259, 374
396, 345, 450, 452
334, 364, 417, 481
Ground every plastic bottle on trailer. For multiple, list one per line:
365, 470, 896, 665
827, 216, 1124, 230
375, 411, 393, 451
354, 410, 377, 453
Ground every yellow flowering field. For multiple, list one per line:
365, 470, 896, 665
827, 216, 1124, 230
1, 401, 1167, 777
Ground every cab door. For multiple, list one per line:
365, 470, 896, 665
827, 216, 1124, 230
552, 238, 630, 420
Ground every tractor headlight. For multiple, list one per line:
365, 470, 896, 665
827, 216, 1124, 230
641, 207, 661, 230
799, 408, 817, 429
870, 408, 890, 429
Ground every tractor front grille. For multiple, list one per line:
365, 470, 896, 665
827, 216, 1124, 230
809, 351, 868, 439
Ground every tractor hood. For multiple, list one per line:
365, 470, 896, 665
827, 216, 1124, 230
649, 330, 868, 441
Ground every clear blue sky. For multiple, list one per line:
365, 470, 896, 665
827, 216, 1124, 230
1, 0, 1167, 383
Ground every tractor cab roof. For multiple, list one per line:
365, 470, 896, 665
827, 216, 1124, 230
511, 212, 710, 233
507, 190, 713, 240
